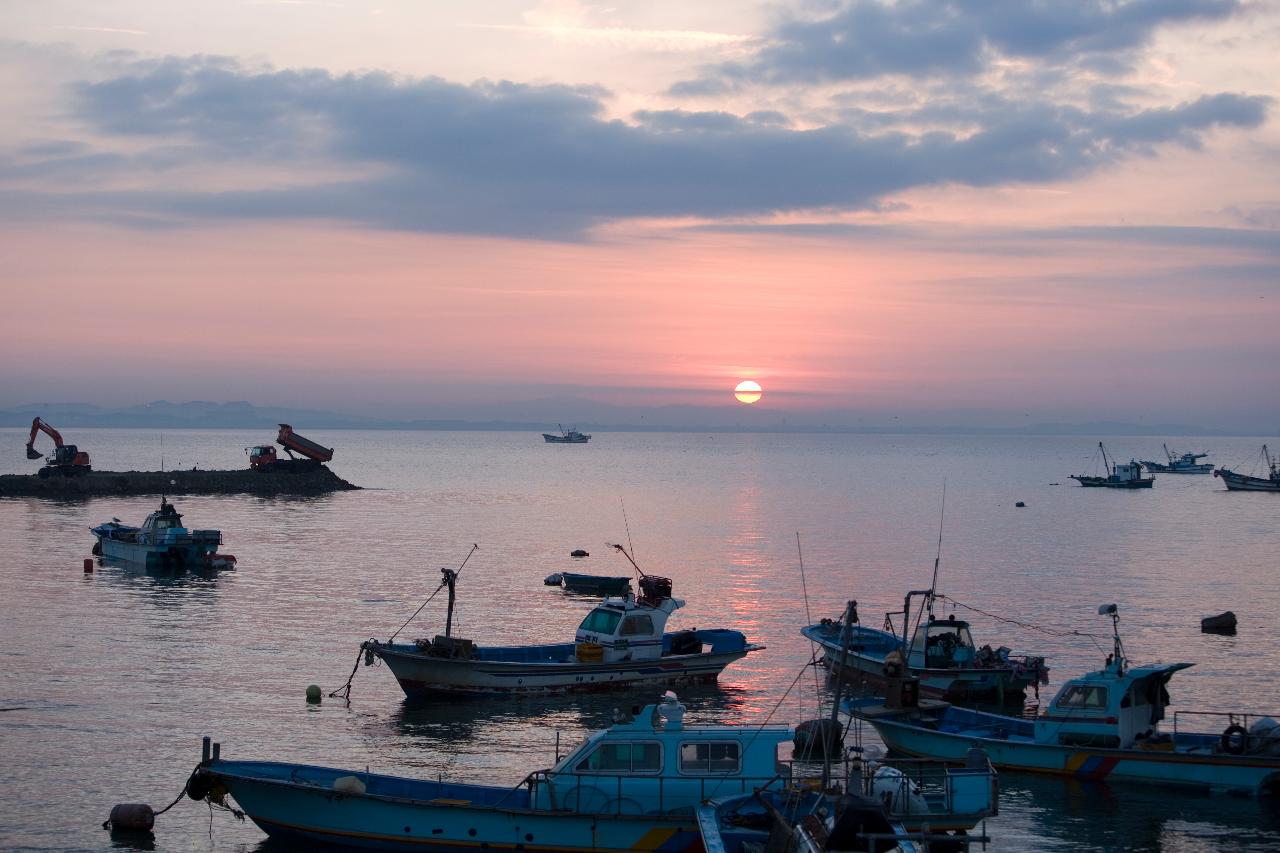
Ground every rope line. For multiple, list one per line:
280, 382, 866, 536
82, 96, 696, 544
934, 594, 1107, 640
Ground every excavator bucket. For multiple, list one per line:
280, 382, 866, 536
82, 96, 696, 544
25, 445, 42, 460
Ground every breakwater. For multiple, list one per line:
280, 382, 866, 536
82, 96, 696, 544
0, 465, 359, 497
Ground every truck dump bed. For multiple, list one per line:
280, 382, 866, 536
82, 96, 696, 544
276, 424, 334, 462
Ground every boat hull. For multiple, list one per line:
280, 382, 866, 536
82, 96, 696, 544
205, 761, 702, 852
1215, 469, 1280, 492
368, 635, 761, 698
1070, 475, 1154, 488
94, 536, 220, 569
863, 712, 1280, 796
560, 573, 631, 594
802, 624, 1036, 706
1142, 464, 1213, 474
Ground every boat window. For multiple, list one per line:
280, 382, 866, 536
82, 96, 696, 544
679, 742, 741, 774
620, 615, 654, 636
578, 608, 623, 635
575, 741, 661, 774
1055, 685, 1108, 710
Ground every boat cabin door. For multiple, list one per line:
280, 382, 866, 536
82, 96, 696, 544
908, 618, 977, 670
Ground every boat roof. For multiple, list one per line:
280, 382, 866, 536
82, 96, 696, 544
604, 703, 791, 739
1067, 661, 1193, 686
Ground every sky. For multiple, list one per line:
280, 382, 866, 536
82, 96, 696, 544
1, 1, 1277, 431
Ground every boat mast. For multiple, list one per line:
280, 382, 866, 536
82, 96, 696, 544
926, 480, 947, 621
1163, 443, 1174, 465
823, 599, 857, 793
1099, 441, 1112, 475
442, 568, 458, 637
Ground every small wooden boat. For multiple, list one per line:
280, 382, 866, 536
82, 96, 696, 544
559, 572, 631, 595
1071, 442, 1153, 488
1141, 444, 1212, 473
364, 547, 762, 697
849, 606, 1280, 797
1214, 445, 1280, 492
543, 424, 591, 443
90, 498, 234, 570
187, 693, 793, 851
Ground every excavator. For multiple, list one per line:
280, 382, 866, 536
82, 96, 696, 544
26, 417, 92, 478
247, 424, 334, 472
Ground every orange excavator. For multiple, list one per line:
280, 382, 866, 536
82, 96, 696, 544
26, 417, 92, 478
247, 424, 334, 472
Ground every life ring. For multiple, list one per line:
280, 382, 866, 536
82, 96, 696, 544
1220, 724, 1248, 755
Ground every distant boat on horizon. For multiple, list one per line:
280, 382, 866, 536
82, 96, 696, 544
1071, 442, 1153, 488
543, 424, 591, 443
1141, 443, 1213, 473
1214, 445, 1280, 492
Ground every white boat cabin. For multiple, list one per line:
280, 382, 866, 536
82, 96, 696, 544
1034, 656, 1192, 749
536, 693, 793, 814
907, 616, 979, 670
575, 576, 686, 663
1111, 460, 1146, 483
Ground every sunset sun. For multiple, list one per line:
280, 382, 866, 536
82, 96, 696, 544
733, 380, 763, 404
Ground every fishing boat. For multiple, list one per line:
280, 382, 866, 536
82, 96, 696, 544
1070, 442, 1154, 488
803, 597, 1047, 708
186, 692, 793, 851
559, 572, 632, 595
543, 424, 591, 443
363, 546, 762, 697
848, 605, 1280, 797
90, 498, 235, 571
1140, 444, 1213, 474
1214, 445, 1280, 492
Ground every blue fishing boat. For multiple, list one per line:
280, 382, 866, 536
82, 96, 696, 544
364, 548, 762, 697
802, 593, 1047, 707
90, 498, 235, 571
188, 692, 794, 851
1070, 442, 1154, 488
848, 606, 1280, 797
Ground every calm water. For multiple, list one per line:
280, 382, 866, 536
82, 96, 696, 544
1, 429, 1278, 852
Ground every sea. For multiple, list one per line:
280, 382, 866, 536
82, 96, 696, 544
1, 428, 1278, 852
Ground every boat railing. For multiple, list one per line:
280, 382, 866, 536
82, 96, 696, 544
857, 757, 999, 820
1172, 710, 1280, 748
529, 769, 790, 815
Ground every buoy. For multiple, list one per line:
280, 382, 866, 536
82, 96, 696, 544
1201, 611, 1238, 634
306, 684, 322, 704
83, 558, 93, 573
1015, 501, 1026, 508
570, 549, 589, 558
106, 803, 155, 832
544, 573, 563, 585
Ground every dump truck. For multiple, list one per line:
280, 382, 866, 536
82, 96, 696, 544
247, 424, 334, 472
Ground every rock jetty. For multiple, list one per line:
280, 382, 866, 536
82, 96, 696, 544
0, 466, 359, 498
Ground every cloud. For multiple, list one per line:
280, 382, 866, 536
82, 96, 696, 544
0, 52, 1267, 239
675, 0, 1242, 90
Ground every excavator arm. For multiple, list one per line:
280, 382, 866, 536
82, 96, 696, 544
26, 417, 64, 458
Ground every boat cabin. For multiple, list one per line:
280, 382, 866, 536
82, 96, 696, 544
536, 693, 792, 814
575, 576, 686, 663
907, 616, 978, 670
1034, 657, 1193, 749
1112, 460, 1145, 483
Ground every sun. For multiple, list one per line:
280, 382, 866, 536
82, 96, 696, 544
733, 380, 763, 404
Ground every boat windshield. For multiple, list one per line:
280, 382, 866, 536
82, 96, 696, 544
1055, 684, 1108, 710
579, 608, 623, 635
575, 741, 661, 773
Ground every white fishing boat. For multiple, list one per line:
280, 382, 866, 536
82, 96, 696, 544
849, 606, 1280, 797
1214, 445, 1280, 492
362, 546, 762, 697
90, 498, 235, 571
1140, 444, 1212, 474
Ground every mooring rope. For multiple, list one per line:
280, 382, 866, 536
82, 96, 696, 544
934, 594, 1107, 640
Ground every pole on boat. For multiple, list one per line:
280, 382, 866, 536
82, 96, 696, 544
442, 568, 458, 638
823, 599, 857, 793
926, 480, 947, 621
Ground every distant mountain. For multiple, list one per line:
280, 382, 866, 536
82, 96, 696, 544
0, 400, 1257, 435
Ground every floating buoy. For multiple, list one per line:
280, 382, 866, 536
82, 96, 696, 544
105, 803, 155, 832
83, 558, 93, 573
544, 573, 563, 586
1015, 501, 1026, 508
305, 684, 322, 703
570, 549, 589, 558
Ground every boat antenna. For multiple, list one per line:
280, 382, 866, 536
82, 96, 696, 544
927, 479, 947, 620
388, 544, 479, 643
1098, 603, 1125, 674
